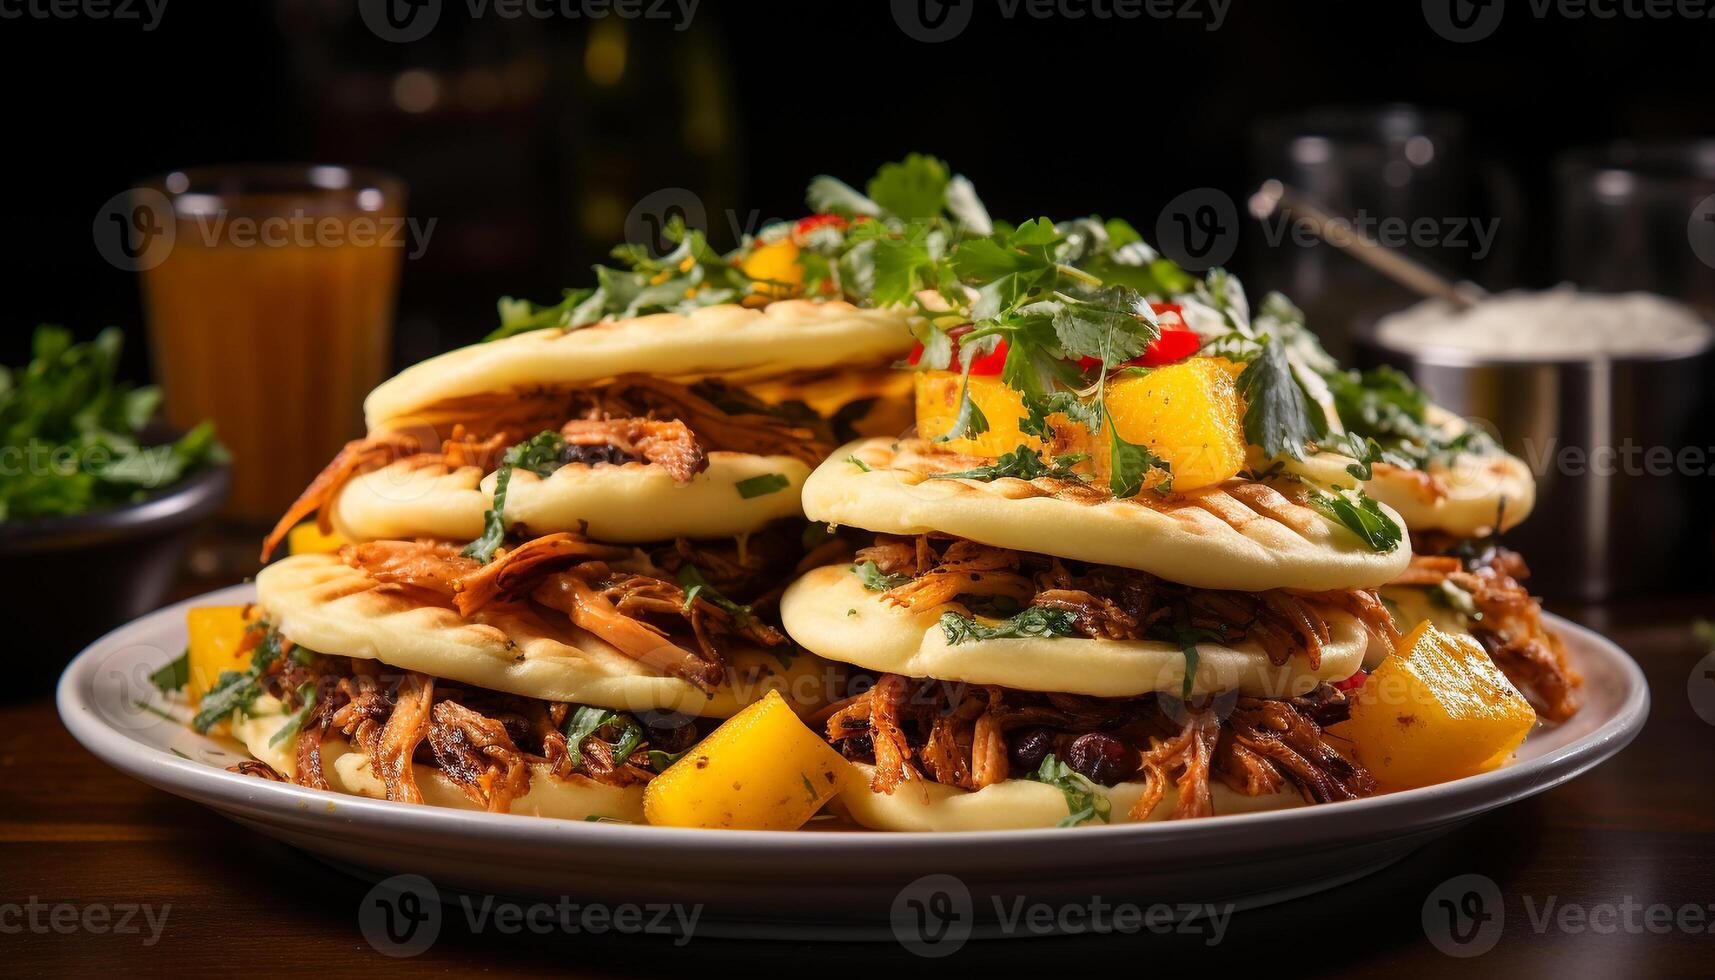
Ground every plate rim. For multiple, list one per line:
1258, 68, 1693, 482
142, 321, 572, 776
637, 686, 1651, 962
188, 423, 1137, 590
58, 582, 1651, 857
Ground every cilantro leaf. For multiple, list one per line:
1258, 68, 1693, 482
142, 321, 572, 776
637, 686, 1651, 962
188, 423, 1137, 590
1105, 408, 1172, 498
1049, 286, 1159, 365
1307, 487, 1404, 552
928, 445, 1084, 483
866, 153, 951, 222
1341, 432, 1386, 482
268, 681, 319, 749
1237, 335, 1330, 461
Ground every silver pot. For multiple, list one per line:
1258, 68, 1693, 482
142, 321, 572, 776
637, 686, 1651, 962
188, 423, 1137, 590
1354, 329, 1715, 601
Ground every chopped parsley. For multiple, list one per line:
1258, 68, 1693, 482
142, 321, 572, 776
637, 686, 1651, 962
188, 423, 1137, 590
1028, 754, 1111, 827
647, 748, 690, 771
927, 445, 1086, 483
938, 606, 1078, 645
845, 454, 872, 472
734, 472, 790, 499
1157, 626, 1226, 700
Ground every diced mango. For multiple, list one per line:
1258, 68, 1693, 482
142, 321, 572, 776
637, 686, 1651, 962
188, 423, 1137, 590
643, 690, 850, 830
287, 522, 346, 555
914, 372, 1087, 458
1340, 620, 1536, 788
739, 239, 803, 301
186, 606, 258, 703
914, 359, 1247, 492
1097, 358, 1246, 492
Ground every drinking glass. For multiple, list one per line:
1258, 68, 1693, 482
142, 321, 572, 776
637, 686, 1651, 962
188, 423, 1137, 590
137, 165, 404, 524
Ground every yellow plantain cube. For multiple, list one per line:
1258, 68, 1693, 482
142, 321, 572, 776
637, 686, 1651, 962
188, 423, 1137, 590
1341, 620, 1537, 788
1096, 358, 1246, 492
287, 522, 347, 555
186, 606, 258, 704
739, 239, 803, 301
643, 690, 851, 830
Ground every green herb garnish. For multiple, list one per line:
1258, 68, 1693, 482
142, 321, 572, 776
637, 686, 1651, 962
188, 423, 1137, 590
0, 326, 225, 520
845, 454, 872, 472
927, 445, 1086, 483
1028, 753, 1111, 827
851, 560, 911, 592
676, 564, 753, 624
268, 681, 319, 749
1307, 487, 1403, 553
463, 430, 566, 563
734, 472, 790, 499
564, 706, 645, 769
939, 606, 1078, 645
149, 650, 189, 693
191, 625, 286, 733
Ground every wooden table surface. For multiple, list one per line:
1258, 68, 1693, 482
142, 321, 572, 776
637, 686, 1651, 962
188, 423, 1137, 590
5, 572, 1713, 977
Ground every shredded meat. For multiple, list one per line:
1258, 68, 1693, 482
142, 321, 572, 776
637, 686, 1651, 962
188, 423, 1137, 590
863, 534, 1379, 671
330, 674, 435, 804
227, 759, 287, 781
261, 427, 509, 562
560, 417, 707, 484
229, 651, 690, 806
338, 533, 779, 691
1389, 539, 1581, 721
426, 700, 532, 812
262, 375, 832, 563
827, 674, 1374, 820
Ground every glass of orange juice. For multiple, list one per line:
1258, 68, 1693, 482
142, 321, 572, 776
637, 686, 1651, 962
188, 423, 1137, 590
137, 165, 404, 525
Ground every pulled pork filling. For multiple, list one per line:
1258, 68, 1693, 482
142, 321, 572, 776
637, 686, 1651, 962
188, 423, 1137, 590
341, 529, 796, 692
260, 375, 834, 561
856, 534, 1401, 670
1390, 532, 1581, 722
820, 675, 1375, 820
227, 642, 703, 810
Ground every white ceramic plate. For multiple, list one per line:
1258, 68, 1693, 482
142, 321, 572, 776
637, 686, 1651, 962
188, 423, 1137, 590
59, 584, 1649, 940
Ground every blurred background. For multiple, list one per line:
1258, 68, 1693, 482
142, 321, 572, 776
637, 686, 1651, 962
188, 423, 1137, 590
1, 0, 1712, 602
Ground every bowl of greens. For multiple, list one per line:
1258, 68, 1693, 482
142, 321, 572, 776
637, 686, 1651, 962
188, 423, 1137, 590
1, 326, 228, 681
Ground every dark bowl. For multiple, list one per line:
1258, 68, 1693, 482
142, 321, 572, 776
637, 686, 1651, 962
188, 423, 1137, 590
1, 461, 229, 696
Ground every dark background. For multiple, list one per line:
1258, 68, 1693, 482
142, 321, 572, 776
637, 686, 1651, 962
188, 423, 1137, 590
2, 0, 1712, 378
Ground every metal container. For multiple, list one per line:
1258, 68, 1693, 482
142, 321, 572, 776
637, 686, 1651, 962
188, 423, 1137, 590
1355, 329, 1715, 602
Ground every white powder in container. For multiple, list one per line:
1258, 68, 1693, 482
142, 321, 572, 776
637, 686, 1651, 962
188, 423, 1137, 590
1373, 286, 1712, 360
